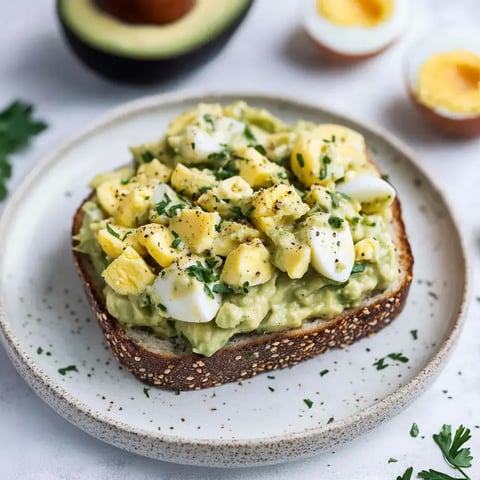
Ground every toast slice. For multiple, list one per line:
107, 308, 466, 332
72, 193, 413, 391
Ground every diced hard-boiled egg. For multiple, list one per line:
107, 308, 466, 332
136, 223, 178, 268
250, 184, 310, 232
169, 209, 220, 254
168, 116, 245, 164
97, 224, 146, 258
170, 163, 216, 197
102, 246, 155, 295
235, 146, 287, 188
220, 239, 273, 288
136, 159, 172, 184
337, 174, 396, 213
304, 214, 355, 283
152, 258, 221, 323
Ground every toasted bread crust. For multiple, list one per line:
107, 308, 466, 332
72, 193, 413, 390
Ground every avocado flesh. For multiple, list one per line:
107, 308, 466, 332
58, 0, 252, 59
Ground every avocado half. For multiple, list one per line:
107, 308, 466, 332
57, 0, 253, 84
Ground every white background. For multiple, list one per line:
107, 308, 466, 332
1, 1, 480, 478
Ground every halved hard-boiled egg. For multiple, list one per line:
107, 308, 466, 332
303, 0, 410, 60
406, 30, 480, 137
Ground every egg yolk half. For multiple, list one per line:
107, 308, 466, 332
316, 0, 394, 28
416, 50, 480, 115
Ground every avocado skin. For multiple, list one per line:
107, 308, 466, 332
56, 0, 253, 85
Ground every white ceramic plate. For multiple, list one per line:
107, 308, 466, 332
0, 93, 468, 467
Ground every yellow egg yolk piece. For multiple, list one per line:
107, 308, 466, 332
416, 50, 480, 115
316, 0, 394, 28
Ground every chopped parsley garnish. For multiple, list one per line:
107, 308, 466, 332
268, 386, 275, 392
352, 216, 361, 224
229, 205, 245, 220
143, 387, 150, 398
213, 283, 233, 294
167, 203, 185, 218
388, 458, 398, 463
157, 303, 167, 312
303, 398, 313, 409
215, 221, 222, 232
410, 329, 418, 340
141, 150, 155, 163
213, 160, 238, 180
205, 258, 218, 269
253, 144, 267, 155
36, 347, 43, 355
277, 171, 289, 180
203, 114, 214, 128
323, 135, 336, 143
0, 100, 48, 200
191, 142, 195, 150
199, 185, 212, 194
244, 205, 255, 217
351, 262, 366, 274
208, 150, 228, 162
381, 173, 390, 182
244, 125, 256, 141
246, 353, 256, 360
320, 369, 329, 376
171, 231, 181, 248
120, 178, 130, 185
319, 155, 331, 180
186, 261, 218, 284
243, 281, 250, 294
327, 190, 340, 208
106, 223, 121, 239
327, 417, 334, 424
328, 216, 344, 229
410, 422, 419, 438
203, 284, 214, 299
155, 193, 172, 215
58, 365, 78, 376
374, 352, 409, 370
338, 192, 351, 201
296, 153, 305, 168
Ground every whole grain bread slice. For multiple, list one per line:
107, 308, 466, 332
72, 194, 413, 391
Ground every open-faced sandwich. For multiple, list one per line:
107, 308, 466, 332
72, 101, 413, 390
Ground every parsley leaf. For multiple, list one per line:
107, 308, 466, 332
433, 425, 473, 471
244, 125, 256, 141
303, 398, 313, 409
58, 365, 78, 375
0, 100, 47, 200
140, 150, 154, 163
397, 467, 414, 480
213, 283, 233, 294
296, 153, 305, 168
327, 191, 340, 208
411, 422, 420, 438
143, 387, 150, 398
106, 223, 121, 239
352, 262, 366, 273
417, 469, 464, 480
328, 216, 344, 228
253, 144, 267, 155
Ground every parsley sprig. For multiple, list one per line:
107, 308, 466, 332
396, 425, 475, 480
0, 100, 48, 200
418, 425, 474, 479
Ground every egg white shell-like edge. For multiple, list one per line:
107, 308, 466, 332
405, 28, 480, 120
304, 0, 410, 56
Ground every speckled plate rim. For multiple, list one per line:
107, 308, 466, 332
0, 91, 471, 467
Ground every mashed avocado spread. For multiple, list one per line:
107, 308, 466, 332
75, 102, 398, 356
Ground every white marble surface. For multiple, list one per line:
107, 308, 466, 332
1, 1, 479, 478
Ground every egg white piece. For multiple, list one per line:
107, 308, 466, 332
211, 117, 245, 144
405, 28, 480, 119
307, 214, 355, 283
153, 182, 186, 205
184, 125, 224, 161
153, 260, 221, 323
337, 174, 396, 205
304, 0, 410, 57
